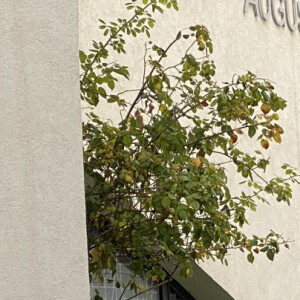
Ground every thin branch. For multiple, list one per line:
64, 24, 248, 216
123, 279, 172, 300
82, 3, 152, 82
119, 277, 133, 300
185, 121, 270, 147
123, 34, 181, 125
142, 42, 150, 86
123, 263, 179, 300
163, 40, 199, 72
212, 150, 269, 185
116, 89, 142, 96
146, 95, 209, 146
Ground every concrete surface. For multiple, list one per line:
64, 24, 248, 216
0, 1, 90, 299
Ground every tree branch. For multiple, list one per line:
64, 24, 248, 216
82, 3, 152, 83
123, 263, 179, 300
123, 34, 181, 125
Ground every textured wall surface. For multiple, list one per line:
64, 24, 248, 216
80, 1, 300, 299
0, 1, 90, 299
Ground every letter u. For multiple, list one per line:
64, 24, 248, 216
259, 0, 272, 20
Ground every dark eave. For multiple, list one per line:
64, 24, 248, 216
160, 259, 234, 300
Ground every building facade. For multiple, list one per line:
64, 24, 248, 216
1, 0, 300, 299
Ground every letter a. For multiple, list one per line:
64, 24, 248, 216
244, 0, 260, 16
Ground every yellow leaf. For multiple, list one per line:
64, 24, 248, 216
273, 133, 281, 143
191, 158, 201, 168
159, 104, 167, 112
124, 175, 133, 182
261, 139, 269, 149
91, 248, 100, 263
138, 284, 146, 292
261, 103, 271, 114
154, 82, 162, 92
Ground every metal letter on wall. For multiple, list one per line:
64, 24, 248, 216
271, 0, 286, 26
259, 0, 272, 20
285, 0, 298, 30
244, 0, 300, 32
244, 0, 259, 16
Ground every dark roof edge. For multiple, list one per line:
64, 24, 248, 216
160, 259, 234, 300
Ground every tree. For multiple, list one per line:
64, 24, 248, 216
80, 1, 299, 298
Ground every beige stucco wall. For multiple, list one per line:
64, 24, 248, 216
80, 1, 300, 299
0, 1, 90, 299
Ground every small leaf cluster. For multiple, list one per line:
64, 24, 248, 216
80, 0, 178, 106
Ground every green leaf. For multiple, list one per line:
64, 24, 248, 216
248, 126, 256, 138
267, 250, 274, 261
190, 200, 200, 210
123, 133, 132, 147
247, 253, 254, 264
79, 51, 87, 63
108, 79, 115, 90
173, 2, 179, 10
178, 210, 187, 220
162, 197, 170, 208
107, 97, 117, 103
98, 87, 107, 98
130, 260, 144, 275
262, 91, 270, 102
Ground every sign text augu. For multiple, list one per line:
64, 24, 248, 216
244, 0, 300, 32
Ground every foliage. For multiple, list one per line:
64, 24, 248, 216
80, 0, 299, 298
